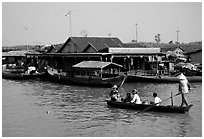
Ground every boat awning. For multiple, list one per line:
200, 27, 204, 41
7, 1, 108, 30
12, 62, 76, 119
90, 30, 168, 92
72, 61, 123, 69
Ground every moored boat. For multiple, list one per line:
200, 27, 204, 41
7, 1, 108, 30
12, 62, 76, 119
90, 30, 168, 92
126, 74, 202, 83
2, 70, 47, 80
47, 61, 125, 87
106, 99, 193, 113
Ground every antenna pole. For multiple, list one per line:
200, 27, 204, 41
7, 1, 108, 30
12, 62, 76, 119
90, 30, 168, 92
65, 10, 76, 37
70, 11, 72, 37
176, 30, 179, 42
135, 23, 138, 42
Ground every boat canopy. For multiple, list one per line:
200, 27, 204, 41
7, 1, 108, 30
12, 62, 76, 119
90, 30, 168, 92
72, 61, 123, 69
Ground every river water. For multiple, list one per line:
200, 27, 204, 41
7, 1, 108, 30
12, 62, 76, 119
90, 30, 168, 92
2, 79, 202, 137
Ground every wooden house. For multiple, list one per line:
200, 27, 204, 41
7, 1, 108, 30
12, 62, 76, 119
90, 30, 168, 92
26, 37, 164, 73
185, 49, 202, 64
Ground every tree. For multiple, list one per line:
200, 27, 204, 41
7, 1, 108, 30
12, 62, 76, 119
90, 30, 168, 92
155, 34, 161, 43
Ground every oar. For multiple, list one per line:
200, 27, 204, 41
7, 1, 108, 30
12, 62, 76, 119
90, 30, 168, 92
107, 75, 127, 100
135, 93, 181, 115
118, 75, 127, 88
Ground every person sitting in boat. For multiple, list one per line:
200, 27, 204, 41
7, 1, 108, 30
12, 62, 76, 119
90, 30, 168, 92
27, 66, 36, 75
123, 92, 132, 103
131, 89, 142, 104
153, 93, 162, 106
110, 85, 121, 101
178, 72, 191, 107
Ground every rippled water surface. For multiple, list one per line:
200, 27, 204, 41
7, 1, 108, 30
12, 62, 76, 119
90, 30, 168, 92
2, 79, 202, 137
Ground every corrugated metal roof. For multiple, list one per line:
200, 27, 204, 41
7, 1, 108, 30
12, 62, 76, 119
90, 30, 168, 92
124, 42, 202, 53
108, 48, 161, 54
72, 61, 122, 69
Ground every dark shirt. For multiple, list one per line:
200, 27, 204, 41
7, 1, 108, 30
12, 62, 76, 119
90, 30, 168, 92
110, 90, 118, 101
123, 93, 132, 102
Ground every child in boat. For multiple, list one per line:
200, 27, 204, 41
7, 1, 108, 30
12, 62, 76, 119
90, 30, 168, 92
110, 85, 121, 101
131, 89, 142, 104
123, 92, 132, 103
153, 93, 162, 106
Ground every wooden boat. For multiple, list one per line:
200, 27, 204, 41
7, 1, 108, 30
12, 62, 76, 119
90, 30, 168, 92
174, 62, 202, 76
126, 74, 202, 83
106, 99, 193, 113
2, 70, 47, 80
47, 61, 125, 87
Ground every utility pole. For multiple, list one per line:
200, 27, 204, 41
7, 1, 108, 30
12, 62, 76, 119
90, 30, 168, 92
135, 23, 138, 42
176, 30, 179, 42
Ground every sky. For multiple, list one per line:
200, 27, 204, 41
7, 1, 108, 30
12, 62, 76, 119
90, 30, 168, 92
2, 2, 202, 46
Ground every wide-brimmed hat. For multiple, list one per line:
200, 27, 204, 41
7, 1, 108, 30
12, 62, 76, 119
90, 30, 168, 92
178, 73, 186, 80
112, 85, 118, 89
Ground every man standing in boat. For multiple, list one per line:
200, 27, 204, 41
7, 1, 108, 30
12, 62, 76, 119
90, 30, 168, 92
178, 73, 191, 107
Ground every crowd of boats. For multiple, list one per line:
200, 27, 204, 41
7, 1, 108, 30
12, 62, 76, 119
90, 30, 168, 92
2, 59, 201, 114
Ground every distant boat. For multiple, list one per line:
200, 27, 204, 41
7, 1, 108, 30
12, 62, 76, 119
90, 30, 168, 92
2, 69, 47, 80
174, 62, 202, 76
47, 61, 125, 87
126, 74, 202, 83
106, 99, 193, 113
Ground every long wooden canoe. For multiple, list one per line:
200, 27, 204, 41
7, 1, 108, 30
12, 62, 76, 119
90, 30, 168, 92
126, 75, 202, 83
2, 70, 47, 80
106, 99, 193, 113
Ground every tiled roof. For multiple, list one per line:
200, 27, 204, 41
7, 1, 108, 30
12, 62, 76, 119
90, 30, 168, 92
46, 43, 64, 53
72, 61, 123, 69
59, 37, 124, 52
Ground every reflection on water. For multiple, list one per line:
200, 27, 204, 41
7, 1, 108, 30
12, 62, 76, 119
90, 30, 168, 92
2, 79, 202, 137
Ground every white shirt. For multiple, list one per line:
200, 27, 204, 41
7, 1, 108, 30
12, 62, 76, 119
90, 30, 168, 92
179, 79, 189, 94
154, 96, 162, 106
131, 94, 142, 104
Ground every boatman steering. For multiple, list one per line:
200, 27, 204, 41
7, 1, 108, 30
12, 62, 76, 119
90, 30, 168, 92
178, 72, 191, 107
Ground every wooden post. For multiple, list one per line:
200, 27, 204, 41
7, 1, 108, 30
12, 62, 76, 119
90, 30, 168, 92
171, 92, 174, 106
100, 68, 103, 78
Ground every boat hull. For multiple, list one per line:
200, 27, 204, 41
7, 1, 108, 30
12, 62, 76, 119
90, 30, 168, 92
48, 69, 125, 87
2, 71, 47, 80
126, 75, 202, 83
106, 100, 193, 113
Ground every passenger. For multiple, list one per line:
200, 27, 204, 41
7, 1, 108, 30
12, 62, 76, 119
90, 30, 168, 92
131, 89, 142, 104
27, 66, 36, 75
110, 85, 121, 101
178, 73, 191, 107
123, 92, 132, 103
153, 93, 162, 106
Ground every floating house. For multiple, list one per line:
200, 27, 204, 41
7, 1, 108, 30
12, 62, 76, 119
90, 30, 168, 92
26, 37, 163, 73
